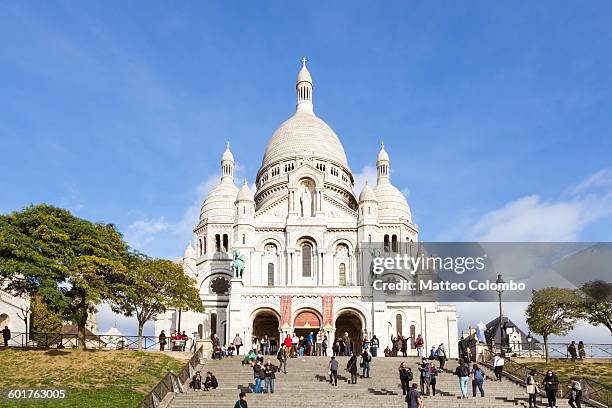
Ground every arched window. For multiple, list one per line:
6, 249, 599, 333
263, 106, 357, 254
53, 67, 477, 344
384, 235, 390, 252
267, 263, 274, 286
215, 234, 221, 252
392, 234, 398, 252
339, 263, 346, 286
202, 237, 206, 254
198, 238, 203, 256
222, 234, 229, 252
211, 313, 217, 336
396, 314, 403, 336
242, 234, 246, 245
410, 325, 416, 349
197, 324, 203, 339
302, 243, 312, 277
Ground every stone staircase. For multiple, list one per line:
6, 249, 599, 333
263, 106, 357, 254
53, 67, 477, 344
170, 356, 532, 408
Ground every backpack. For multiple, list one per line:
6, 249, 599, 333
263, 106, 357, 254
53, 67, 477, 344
407, 371, 413, 381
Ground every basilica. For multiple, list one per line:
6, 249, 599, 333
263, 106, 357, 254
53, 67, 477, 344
155, 61, 458, 357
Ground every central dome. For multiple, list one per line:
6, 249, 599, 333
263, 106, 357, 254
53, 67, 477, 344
261, 111, 349, 168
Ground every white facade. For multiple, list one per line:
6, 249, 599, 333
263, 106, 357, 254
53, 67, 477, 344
155, 60, 458, 357
0, 290, 29, 344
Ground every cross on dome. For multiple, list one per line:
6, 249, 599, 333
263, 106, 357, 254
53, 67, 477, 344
301, 57, 307, 67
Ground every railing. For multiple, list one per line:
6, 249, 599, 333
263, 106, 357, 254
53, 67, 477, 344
479, 341, 612, 359
138, 345, 204, 408
3, 331, 192, 352
479, 348, 611, 407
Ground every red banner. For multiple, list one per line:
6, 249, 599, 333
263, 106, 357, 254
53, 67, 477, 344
280, 295, 292, 330
322, 296, 334, 330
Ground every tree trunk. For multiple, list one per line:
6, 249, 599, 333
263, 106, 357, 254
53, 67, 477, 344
137, 322, 144, 352
78, 308, 88, 350
543, 334, 549, 362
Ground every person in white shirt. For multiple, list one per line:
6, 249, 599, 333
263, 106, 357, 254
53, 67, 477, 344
291, 333, 299, 358
493, 353, 505, 381
316, 331, 324, 356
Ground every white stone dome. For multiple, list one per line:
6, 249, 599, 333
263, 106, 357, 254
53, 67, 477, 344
237, 179, 254, 202
261, 111, 349, 168
358, 181, 377, 202
297, 65, 312, 84
373, 181, 412, 222
200, 180, 239, 221
183, 241, 196, 259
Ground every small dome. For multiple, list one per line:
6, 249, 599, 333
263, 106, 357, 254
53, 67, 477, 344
183, 241, 196, 259
373, 181, 412, 222
200, 180, 239, 221
237, 179, 254, 202
222, 142, 234, 161
358, 181, 377, 203
297, 58, 312, 83
377, 142, 389, 162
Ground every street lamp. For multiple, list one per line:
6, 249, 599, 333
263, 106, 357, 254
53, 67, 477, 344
495, 274, 505, 355
526, 331, 533, 358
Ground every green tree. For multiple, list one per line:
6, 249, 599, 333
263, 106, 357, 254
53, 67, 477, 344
109, 254, 203, 351
576, 280, 612, 335
526, 287, 582, 361
31, 294, 63, 347
0, 205, 129, 349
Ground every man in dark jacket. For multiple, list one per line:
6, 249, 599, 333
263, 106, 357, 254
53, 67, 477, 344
1, 326, 10, 347
252, 361, 263, 393
329, 356, 339, 386
347, 352, 358, 384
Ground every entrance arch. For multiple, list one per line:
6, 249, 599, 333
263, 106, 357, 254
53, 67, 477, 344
334, 309, 364, 355
293, 309, 321, 337
252, 309, 280, 354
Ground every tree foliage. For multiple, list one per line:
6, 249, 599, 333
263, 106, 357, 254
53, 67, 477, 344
0, 205, 129, 349
31, 294, 63, 347
109, 253, 203, 351
576, 280, 612, 335
526, 287, 582, 361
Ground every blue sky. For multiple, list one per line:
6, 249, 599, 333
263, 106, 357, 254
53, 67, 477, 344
1, 2, 611, 340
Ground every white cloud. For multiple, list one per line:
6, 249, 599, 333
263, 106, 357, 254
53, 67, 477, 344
469, 169, 612, 241
352, 165, 377, 195
125, 216, 169, 249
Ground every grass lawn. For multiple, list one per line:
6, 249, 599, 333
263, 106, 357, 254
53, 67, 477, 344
0, 348, 185, 408
525, 359, 612, 388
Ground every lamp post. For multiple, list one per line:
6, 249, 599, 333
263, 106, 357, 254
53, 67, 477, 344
526, 331, 533, 358
495, 274, 505, 355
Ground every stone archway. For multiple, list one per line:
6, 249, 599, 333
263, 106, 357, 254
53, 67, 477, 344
252, 309, 280, 354
334, 309, 363, 355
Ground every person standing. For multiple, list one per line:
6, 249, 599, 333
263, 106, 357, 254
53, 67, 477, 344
578, 341, 586, 359
322, 335, 328, 356
371, 335, 380, 357
252, 361, 263, 394
542, 370, 559, 408
263, 359, 276, 394
233, 392, 248, 408
401, 335, 408, 357
568, 341, 578, 361
454, 358, 470, 399
343, 332, 351, 356
307, 331, 314, 356
406, 383, 423, 408
347, 352, 358, 384
415, 334, 424, 357
277, 344, 288, 374
526, 370, 538, 408
399, 362, 413, 396
471, 363, 485, 397
158, 330, 167, 351
261, 335, 269, 356
328, 356, 339, 386
568, 376, 582, 408
429, 361, 438, 396
493, 353, 505, 381
361, 348, 371, 378
291, 333, 299, 358
233, 333, 243, 355
316, 331, 323, 356
418, 359, 431, 396
437, 343, 447, 369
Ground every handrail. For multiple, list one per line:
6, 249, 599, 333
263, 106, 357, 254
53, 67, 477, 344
138, 345, 204, 408
479, 348, 611, 407
2, 331, 194, 352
